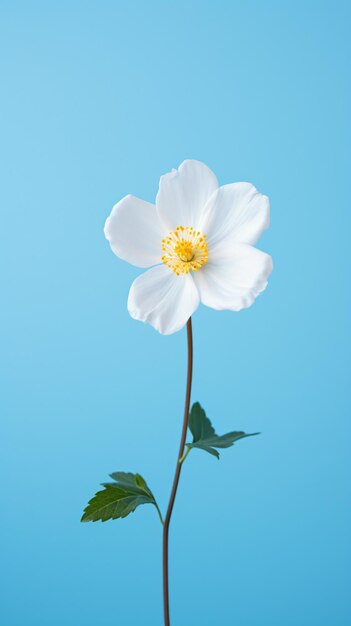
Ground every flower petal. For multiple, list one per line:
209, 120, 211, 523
193, 243, 273, 311
156, 160, 218, 231
202, 183, 270, 247
104, 195, 165, 268
127, 265, 200, 335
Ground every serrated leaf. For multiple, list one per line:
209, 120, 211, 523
135, 473, 151, 493
81, 472, 159, 523
188, 402, 216, 441
186, 402, 259, 460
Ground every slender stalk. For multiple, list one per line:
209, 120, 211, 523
155, 502, 165, 526
162, 318, 193, 626
178, 445, 191, 464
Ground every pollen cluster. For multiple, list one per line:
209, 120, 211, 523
161, 226, 209, 275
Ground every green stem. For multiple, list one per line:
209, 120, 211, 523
155, 502, 165, 526
178, 446, 191, 464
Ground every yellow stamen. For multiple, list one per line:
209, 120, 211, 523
161, 226, 208, 275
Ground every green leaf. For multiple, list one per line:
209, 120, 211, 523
81, 472, 161, 523
186, 402, 259, 460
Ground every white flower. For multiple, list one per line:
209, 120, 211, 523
104, 160, 273, 335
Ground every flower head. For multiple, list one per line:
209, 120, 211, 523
104, 160, 272, 335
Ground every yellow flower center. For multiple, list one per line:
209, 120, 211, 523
161, 226, 209, 275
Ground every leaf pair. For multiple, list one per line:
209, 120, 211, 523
81, 403, 259, 523
81, 472, 162, 524
186, 402, 259, 460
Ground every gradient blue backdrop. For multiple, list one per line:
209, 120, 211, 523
1, 2, 350, 625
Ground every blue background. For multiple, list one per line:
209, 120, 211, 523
1, 1, 350, 625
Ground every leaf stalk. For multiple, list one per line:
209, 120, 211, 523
155, 502, 165, 526
178, 446, 191, 464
